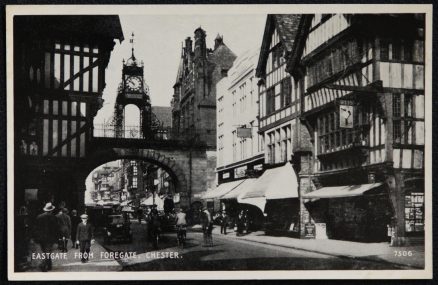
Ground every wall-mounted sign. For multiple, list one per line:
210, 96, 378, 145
234, 165, 247, 179
126, 93, 143, 100
222, 172, 230, 179
237, 127, 252, 138
253, 164, 263, 171
339, 104, 354, 128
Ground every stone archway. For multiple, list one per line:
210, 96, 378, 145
76, 147, 191, 211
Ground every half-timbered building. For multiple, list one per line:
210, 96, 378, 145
248, 14, 313, 236
14, 16, 124, 212
289, 14, 425, 244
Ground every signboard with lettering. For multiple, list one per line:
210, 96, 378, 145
234, 165, 247, 179
126, 93, 143, 100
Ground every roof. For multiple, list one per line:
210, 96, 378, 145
256, 14, 301, 78
209, 43, 237, 70
14, 15, 124, 42
275, 15, 301, 52
152, 106, 172, 128
227, 48, 260, 87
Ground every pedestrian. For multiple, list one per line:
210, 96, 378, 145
70, 209, 81, 249
236, 210, 245, 236
220, 210, 229, 235
16, 205, 30, 268
201, 207, 213, 246
56, 207, 71, 252
175, 208, 188, 243
34, 202, 59, 272
148, 206, 161, 249
76, 214, 94, 263
137, 207, 143, 223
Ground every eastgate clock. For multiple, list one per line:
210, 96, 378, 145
126, 76, 142, 92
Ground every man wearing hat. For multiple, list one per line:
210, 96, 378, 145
35, 202, 59, 272
76, 214, 94, 263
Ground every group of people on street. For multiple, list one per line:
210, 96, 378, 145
34, 202, 95, 271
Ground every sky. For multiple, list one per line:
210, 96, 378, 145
94, 14, 267, 125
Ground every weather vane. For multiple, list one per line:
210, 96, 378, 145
130, 32, 135, 58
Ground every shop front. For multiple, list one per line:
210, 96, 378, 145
302, 183, 393, 242
238, 162, 300, 235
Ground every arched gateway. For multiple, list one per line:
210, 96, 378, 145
71, 136, 216, 213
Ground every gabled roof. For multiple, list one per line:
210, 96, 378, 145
255, 14, 301, 78
286, 15, 313, 78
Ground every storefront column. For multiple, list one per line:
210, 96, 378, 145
386, 172, 407, 246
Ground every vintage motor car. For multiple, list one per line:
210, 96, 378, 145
104, 214, 133, 244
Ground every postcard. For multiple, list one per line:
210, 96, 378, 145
6, 4, 433, 280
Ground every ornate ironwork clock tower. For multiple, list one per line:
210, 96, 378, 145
114, 33, 152, 138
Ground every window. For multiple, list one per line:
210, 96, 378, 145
393, 120, 401, 143
271, 45, 283, 70
393, 94, 401, 117
404, 94, 413, 117
405, 192, 424, 232
392, 40, 401, 60
133, 166, 138, 176
266, 87, 275, 115
281, 78, 292, 107
267, 132, 276, 164
132, 177, 138, 188
380, 39, 389, 61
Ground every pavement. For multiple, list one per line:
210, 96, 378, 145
208, 226, 425, 269
21, 239, 122, 272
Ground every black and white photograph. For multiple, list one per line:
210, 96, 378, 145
6, 4, 432, 280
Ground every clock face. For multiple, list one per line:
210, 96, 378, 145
126, 76, 142, 92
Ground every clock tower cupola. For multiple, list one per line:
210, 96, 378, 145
114, 32, 152, 138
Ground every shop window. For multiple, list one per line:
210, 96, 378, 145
405, 192, 424, 232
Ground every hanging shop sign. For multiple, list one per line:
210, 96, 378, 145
338, 100, 354, 128
237, 127, 252, 138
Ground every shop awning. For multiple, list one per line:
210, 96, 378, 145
221, 178, 257, 199
203, 180, 246, 200
301, 183, 383, 199
237, 197, 267, 214
240, 162, 299, 200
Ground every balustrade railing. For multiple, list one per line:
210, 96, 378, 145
93, 123, 216, 144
